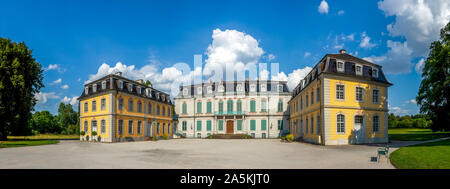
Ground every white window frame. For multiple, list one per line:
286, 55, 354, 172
218, 85, 225, 92
85, 86, 89, 95
183, 88, 188, 96
336, 84, 345, 100
372, 89, 380, 104
102, 80, 106, 89
355, 86, 364, 102
137, 86, 141, 94
101, 119, 106, 134
93, 84, 97, 93
355, 64, 363, 76
237, 84, 243, 92
250, 84, 256, 92
336, 114, 345, 134
337, 60, 345, 72
197, 87, 202, 95
372, 67, 379, 78
101, 98, 106, 110
118, 80, 123, 89
260, 84, 267, 92
207, 86, 212, 94
278, 84, 283, 92
128, 83, 133, 92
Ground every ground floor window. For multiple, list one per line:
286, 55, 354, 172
118, 120, 123, 135
128, 120, 133, 134
373, 115, 379, 132
197, 133, 201, 138
137, 121, 142, 134
157, 122, 160, 134
84, 121, 88, 133
250, 120, 256, 131
163, 123, 166, 134
101, 120, 106, 134
337, 114, 345, 133
182, 121, 187, 131
250, 133, 255, 138
262, 133, 266, 138
218, 120, 224, 131
91, 120, 98, 133
207, 120, 212, 131
237, 120, 242, 131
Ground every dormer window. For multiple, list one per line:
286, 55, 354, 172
101, 81, 106, 89
137, 86, 141, 94
250, 84, 256, 92
278, 85, 283, 92
156, 93, 160, 100
118, 80, 123, 89
197, 87, 202, 95
355, 64, 363, 76
93, 84, 97, 93
237, 84, 243, 92
207, 86, 212, 94
372, 67, 378, 78
161, 95, 165, 101
337, 60, 345, 72
183, 88, 188, 96
261, 84, 267, 92
218, 85, 224, 92
311, 72, 315, 80
146, 88, 151, 97
128, 84, 133, 92
85, 86, 89, 95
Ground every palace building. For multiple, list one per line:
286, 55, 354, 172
174, 79, 291, 138
78, 72, 174, 142
289, 49, 392, 145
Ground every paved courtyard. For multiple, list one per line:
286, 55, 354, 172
0, 139, 396, 169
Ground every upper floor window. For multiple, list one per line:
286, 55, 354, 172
207, 86, 212, 94
137, 86, 141, 94
101, 98, 106, 110
157, 105, 160, 115
85, 86, 89, 95
261, 100, 267, 112
93, 84, 97, 93
84, 102, 88, 113
137, 101, 142, 113
250, 100, 256, 112
316, 87, 320, 102
219, 100, 224, 112
337, 61, 345, 72
356, 87, 364, 102
372, 89, 380, 104
118, 80, 123, 89
337, 114, 345, 134
311, 91, 314, 105
197, 87, 202, 95
162, 107, 166, 116
261, 84, 267, 92
128, 120, 133, 134
278, 100, 283, 112
237, 100, 242, 112
355, 64, 363, 76
250, 84, 256, 92
146, 88, 152, 97
306, 95, 309, 107
118, 98, 124, 110
102, 81, 106, 89
128, 99, 134, 112
372, 68, 379, 78
227, 100, 233, 112
237, 84, 243, 92
207, 101, 212, 113
148, 103, 152, 114
182, 102, 187, 114
300, 96, 303, 109
92, 100, 97, 111
128, 83, 133, 92
183, 88, 188, 96
218, 85, 225, 92
336, 84, 345, 100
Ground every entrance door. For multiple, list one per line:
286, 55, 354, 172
226, 120, 234, 134
354, 116, 364, 144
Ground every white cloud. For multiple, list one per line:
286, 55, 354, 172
50, 78, 62, 85
318, 0, 329, 14
267, 54, 276, 61
338, 10, 345, 15
415, 58, 425, 74
259, 69, 270, 80
44, 64, 65, 73
363, 40, 413, 74
378, 0, 450, 57
334, 44, 344, 49
61, 84, 69, 89
344, 34, 354, 41
62, 96, 78, 106
271, 67, 313, 91
304, 52, 311, 58
359, 32, 376, 49
390, 106, 410, 115
35, 92, 59, 104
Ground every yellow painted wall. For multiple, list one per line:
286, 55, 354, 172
116, 93, 173, 120
328, 108, 386, 140
328, 79, 386, 110
80, 94, 110, 117
81, 115, 109, 139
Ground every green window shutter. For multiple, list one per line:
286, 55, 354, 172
250, 100, 255, 112
278, 101, 283, 112
207, 120, 212, 131
219, 120, 223, 131
227, 100, 233, 113
237, 120, 242, 131
261, 101, 266, 112
250, 120, 256, 131
237, 100, 242, 112
261, 120, 267, 130
278, 120, 283, 130
182, 121, 187, 131
219, 101, 223, 112
182, 103, 187, 114
197, 102, 202, 113
197, 120, 202, 131
207, 102, 212, 113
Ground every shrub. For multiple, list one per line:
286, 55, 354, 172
97, 135, 102, 142
286, 134, 294, 142
151, 137, 157, 141
80, 131, 85, 136
280, 136, 286, 142
162, 135, 168, 140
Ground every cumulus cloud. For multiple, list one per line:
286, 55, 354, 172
62, 96, 78, 106
415, 58, 425, 74
267, 54, 276, 61
61, 84, 69, 89
50, 78, 62, 85
318, 0, 329, 14
359, 32, 376, 49
35, 92, 59, 104
364, 40, 413, 74
304, 52, 311, 58
390, 106, 410, 115
338, 10, 345, 15
44, 64, 65, 73
271, 67, 313, 90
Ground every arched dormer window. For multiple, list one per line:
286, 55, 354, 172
101, 81, 106, 89
128, 83, 133, 92
183, 88, 188, 96
218, 85, 224, 92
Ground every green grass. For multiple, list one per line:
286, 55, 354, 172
388, 128, 450, 141
7, 134, 79, 140
0, 140, 59, 148
390, 139, 450, 169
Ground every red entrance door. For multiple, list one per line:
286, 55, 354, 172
226, 120, 234, 134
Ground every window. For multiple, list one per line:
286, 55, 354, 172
306, 95, 309, 107
162, 123, 165, 134
218, 120, 224, 131
167, 107, 170, 117
93, 84, 97, 93
162, 107, 166, 116
128, 84, 133, 92
251, 133, 255, 138
356, 87, 364, 102
128, 100, 134, 112
261, 84, 267, 92
337, 114, 345, 133
101, 98, 106, 110
300, 97, 303, 109
278, 100, 283, 112
219, 100, 224, 112
373, 115, 379, 132
218, 85, 224, 92
182, 121, 187, 131
196, 120, 202, 131
118, 98, 124, 110
91, 120, 97, 133
237, 100, 242, 112
250, 84, 256, 92
102, 81, 106, 89
137, 121, 142, 134
355, 65, 362, 75
316, 87, 320, 102
85, 86, 89, 95
84, 121, 88, 133
168, 124, 171, 134
237, 120, 242, 131
316, 115, 320, 134
336, 84, 345, 100
183, 88, 188, 96
197, 87, 202, 95
262, 133, 266, 139
84, 102, 88, 113
92, 100, 97, 111
250, 100, 256, 112
137, 86, 141, 94
261, 100, 267, 112
278, 85, 283, 92
372, 89, 379, 104
128, 120, 133, 134
118, 120, 123, 135
305, 118, 309, 133
182, 102, 187, 114
137, 101, 142, 113
311, 116, 314, 134
207, 86, 212, 94
148, 103, 152, 114
101, 120, 106, 134
278, 120, 283, 130
207, 120, 212, 131
337, 61, 344, 72
250, 120, 256, 131
197, 133, 201, 138
156, 123, 160, 134
227, 100, 233, 112
261, 120, 267, 130
118, 80, 123, 89
207, 101, 212, 113
237, 84, 243, 92
311, 91, 314, 105
372, 68, 378, 78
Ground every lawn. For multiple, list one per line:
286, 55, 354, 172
0, 140, 59, 148
7, 134, 79, 140
390, 139, 450, 169
388, 128, 450, 141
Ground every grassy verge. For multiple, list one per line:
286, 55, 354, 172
7, 134, 79, 140
0, 140, 59, 148
390, 139, 450, 169
388, 128, 450, 141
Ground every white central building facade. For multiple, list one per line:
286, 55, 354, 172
174, 80, 290, 138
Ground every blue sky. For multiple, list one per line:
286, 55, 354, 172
1, 0, 448, 115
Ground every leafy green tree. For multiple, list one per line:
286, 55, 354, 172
0, 37, 44, 140
417, 22, 450, 131
57, 102, 78, 134
30, 111, 60, 134
144, 80, 152, 87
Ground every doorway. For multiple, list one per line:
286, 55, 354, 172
354, 115, 364, 144
226, 120, 234, 134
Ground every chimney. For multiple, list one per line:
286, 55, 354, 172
136, 79, 143, 84
115, 71, 122, 76
339, 49, 347, 54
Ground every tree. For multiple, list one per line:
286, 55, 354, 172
57, 102, 78, 134
144, 80, 152, 87
417, 22, 450, 131
0, 38, 44, 140
30, 111, 60, 134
